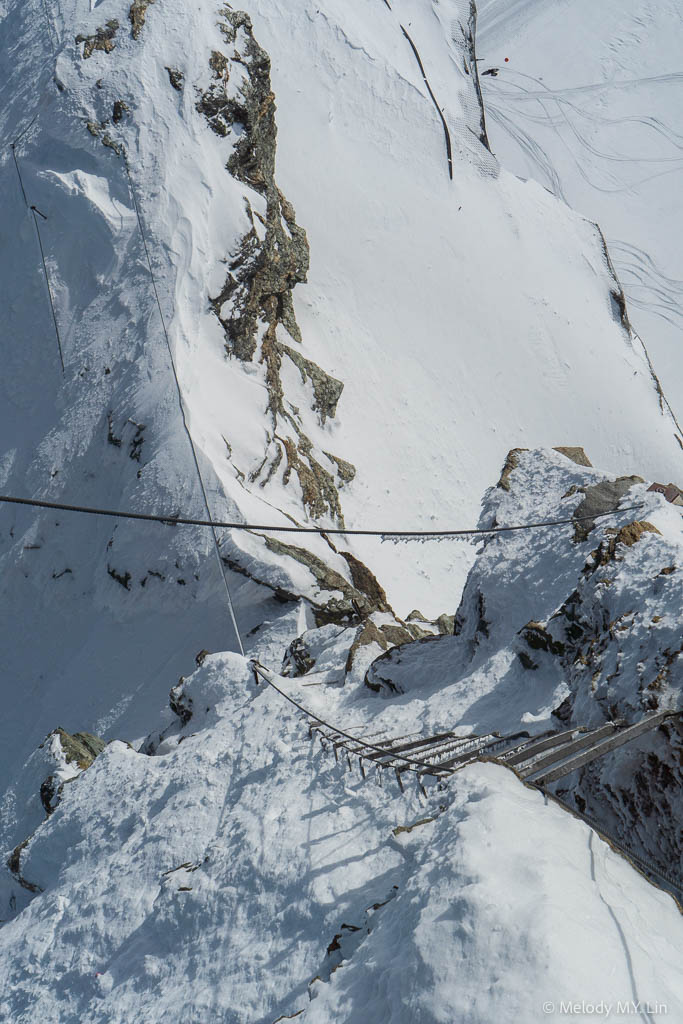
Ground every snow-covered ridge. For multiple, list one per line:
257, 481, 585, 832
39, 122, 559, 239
1, 0, 683, 1018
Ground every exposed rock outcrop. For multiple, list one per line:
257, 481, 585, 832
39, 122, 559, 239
199, 9, 354, 524
129, 0, 155, 40
572, 475, 644, 540
76, 20, 119, 59
553, 446, 593, 467
496, 448, 527, 492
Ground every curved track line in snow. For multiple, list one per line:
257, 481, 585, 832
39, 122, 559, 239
486, 103, 567, 200
400, 25, 454, 179
482, 66, 683, 435
487, 69, 683, 192
589, 832, 656, 1024
495, 72, 683, 102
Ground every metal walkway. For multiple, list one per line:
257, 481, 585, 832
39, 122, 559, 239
251, 662, 673, 787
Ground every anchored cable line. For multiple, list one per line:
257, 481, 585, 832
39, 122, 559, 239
30, 206, 65, 373
10, 144, 29, 206
0, 494, 647, 538
252, 663, 683, 903
123, 160, 245, 655
250, 663, 446, 776
40, 0, 57, 56
11, 143, 65, 373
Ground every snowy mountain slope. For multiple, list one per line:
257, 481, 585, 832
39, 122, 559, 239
2, 0, 681, 798
1, 0, 683, 1016
1, 646, 681, 1023
478, 0, 683, 425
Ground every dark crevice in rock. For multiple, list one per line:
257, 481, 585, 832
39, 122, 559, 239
108, 565, 132, 590
7, 838, 42, 894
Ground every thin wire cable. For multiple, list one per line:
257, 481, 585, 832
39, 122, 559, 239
30, 208, 65, 372
40, 0, 57, 56
256, 662, 683, 899
123, 159, 244, 655
0, 494, 648, 537
10, 144, 29, 206
250, 663, 446, 775
11, 144, 65, 372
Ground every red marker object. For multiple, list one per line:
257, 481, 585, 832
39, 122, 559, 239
504, 57, 509, 62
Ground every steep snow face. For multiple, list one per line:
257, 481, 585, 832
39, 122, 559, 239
478, 0, 683, 425
2, 0, 681, 798
1, 647, 681, 1023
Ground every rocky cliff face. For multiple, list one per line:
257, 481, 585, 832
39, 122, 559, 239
199, 9, 352, 527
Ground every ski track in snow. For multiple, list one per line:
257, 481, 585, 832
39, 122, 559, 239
479, 0, 683, 424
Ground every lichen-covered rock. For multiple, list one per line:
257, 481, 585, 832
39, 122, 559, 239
165, 66, 184, 91
199, 8, 351, 525
588, 520, 661, 567
129, 0, 155, 40
496, 448, 527, 492
51, 729, 105, 770
76, 20, 119, 59
262, 536, 390, 626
